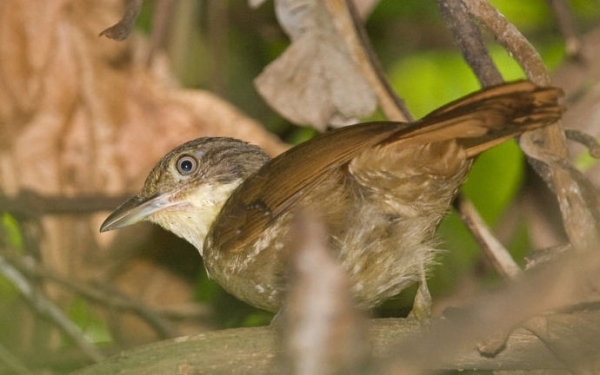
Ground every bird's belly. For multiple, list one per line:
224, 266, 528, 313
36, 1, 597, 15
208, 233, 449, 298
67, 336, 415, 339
205, 210, 444, 312
203, 172, 457, 312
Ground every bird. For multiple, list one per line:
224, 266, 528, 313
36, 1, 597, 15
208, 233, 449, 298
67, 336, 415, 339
100, 81, 563, 313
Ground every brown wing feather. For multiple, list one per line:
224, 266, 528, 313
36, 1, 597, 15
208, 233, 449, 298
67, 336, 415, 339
386, 81, 564, 157
423, 80, 554, 119
210, 81, 564, 255
209, 122, 408, 255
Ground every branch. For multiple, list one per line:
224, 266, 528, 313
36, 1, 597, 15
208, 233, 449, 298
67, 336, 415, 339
565, 129, 600, 159
454, 194, 523, 279
0, 255, 105, 363
70, 316, 576, 374
71, 238, 600, 374
0, 342, 34, 375
0, 191, 132, 217
9, 255, 181, 339
463, 0, 600, 252
437, 0, 503, 87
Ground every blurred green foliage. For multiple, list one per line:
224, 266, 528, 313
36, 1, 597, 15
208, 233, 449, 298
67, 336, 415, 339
1, 213, 22, 249
67, 298, 113, 345
0, 214, 21, 300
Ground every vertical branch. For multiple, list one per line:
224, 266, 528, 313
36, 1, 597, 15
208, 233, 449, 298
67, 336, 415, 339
437, 0, 521, 277
437, 0, 503, 87
462, 0, 551, 85
463, 0, 600, 252
281, 212, 370, 374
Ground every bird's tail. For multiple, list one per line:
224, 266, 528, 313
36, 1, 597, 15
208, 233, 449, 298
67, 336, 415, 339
384, 80, 565, 157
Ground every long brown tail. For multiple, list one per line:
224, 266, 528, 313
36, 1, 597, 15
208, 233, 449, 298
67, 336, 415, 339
385, 81, 565, 157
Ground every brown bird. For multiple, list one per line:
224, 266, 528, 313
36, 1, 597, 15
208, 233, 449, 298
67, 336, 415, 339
101, 81, 563, 313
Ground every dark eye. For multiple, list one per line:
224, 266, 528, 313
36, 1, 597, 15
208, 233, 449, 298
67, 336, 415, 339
176, 155, 198, 175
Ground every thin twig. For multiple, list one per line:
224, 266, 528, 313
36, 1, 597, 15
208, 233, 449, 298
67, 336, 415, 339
519, 134, 600, 233
565, 128, 600, 158
0, 255, 105, 362
324, 0, 412, 121
11, 255, 180, 339
0, 191, 132, 217
0, 342, 34, 375
437, 0, 503, 87
436, 0, 523, 274
463, 0, 551, 83
454, 195, 523, 279
206, 0, 229, 95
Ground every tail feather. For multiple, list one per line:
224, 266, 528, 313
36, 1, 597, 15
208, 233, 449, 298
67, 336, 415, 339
384, 81, 565, 158
423, 80, 562, 120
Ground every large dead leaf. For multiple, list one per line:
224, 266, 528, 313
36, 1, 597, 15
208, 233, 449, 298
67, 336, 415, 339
0, 0, 285, 344
254, 0, 377, 129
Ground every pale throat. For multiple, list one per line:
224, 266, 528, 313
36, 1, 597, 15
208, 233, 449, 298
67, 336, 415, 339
148, 180, 242, 257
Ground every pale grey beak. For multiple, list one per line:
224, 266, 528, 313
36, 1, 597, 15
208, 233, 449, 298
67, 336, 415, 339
100, 193, 181, 232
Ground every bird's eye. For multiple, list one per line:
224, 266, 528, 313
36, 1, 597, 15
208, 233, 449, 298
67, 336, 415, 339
176, 155, 198, 175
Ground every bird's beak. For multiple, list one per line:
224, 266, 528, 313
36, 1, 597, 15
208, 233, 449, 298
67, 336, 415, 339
100, 192, 182, 232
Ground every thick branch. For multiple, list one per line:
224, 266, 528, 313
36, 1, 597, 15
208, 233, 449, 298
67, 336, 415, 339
0, 191, 132, 217
70, 317, 575, 375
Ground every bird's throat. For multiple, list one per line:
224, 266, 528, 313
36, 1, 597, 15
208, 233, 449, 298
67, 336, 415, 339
148, 180, 243, 256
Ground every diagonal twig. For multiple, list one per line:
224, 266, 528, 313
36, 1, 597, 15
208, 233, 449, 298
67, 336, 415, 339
0, 255, 105, 362
454, 194, 523, 279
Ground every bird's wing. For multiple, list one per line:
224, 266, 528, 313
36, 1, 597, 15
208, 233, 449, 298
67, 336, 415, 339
383, 81, 564, 157
208, 81, 564, 256
208, 121, 406, 255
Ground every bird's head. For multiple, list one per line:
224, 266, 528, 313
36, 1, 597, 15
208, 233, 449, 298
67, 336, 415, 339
100, 137, 271, 255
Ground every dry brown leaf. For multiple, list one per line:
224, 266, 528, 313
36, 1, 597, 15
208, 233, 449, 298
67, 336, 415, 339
0, 0, 285, 344
254, 0, 377, 130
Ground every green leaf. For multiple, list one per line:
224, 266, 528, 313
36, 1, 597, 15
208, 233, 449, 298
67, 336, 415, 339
67, 298, 112, 345
2, 213, 23, 249
461, 140, 525, 225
